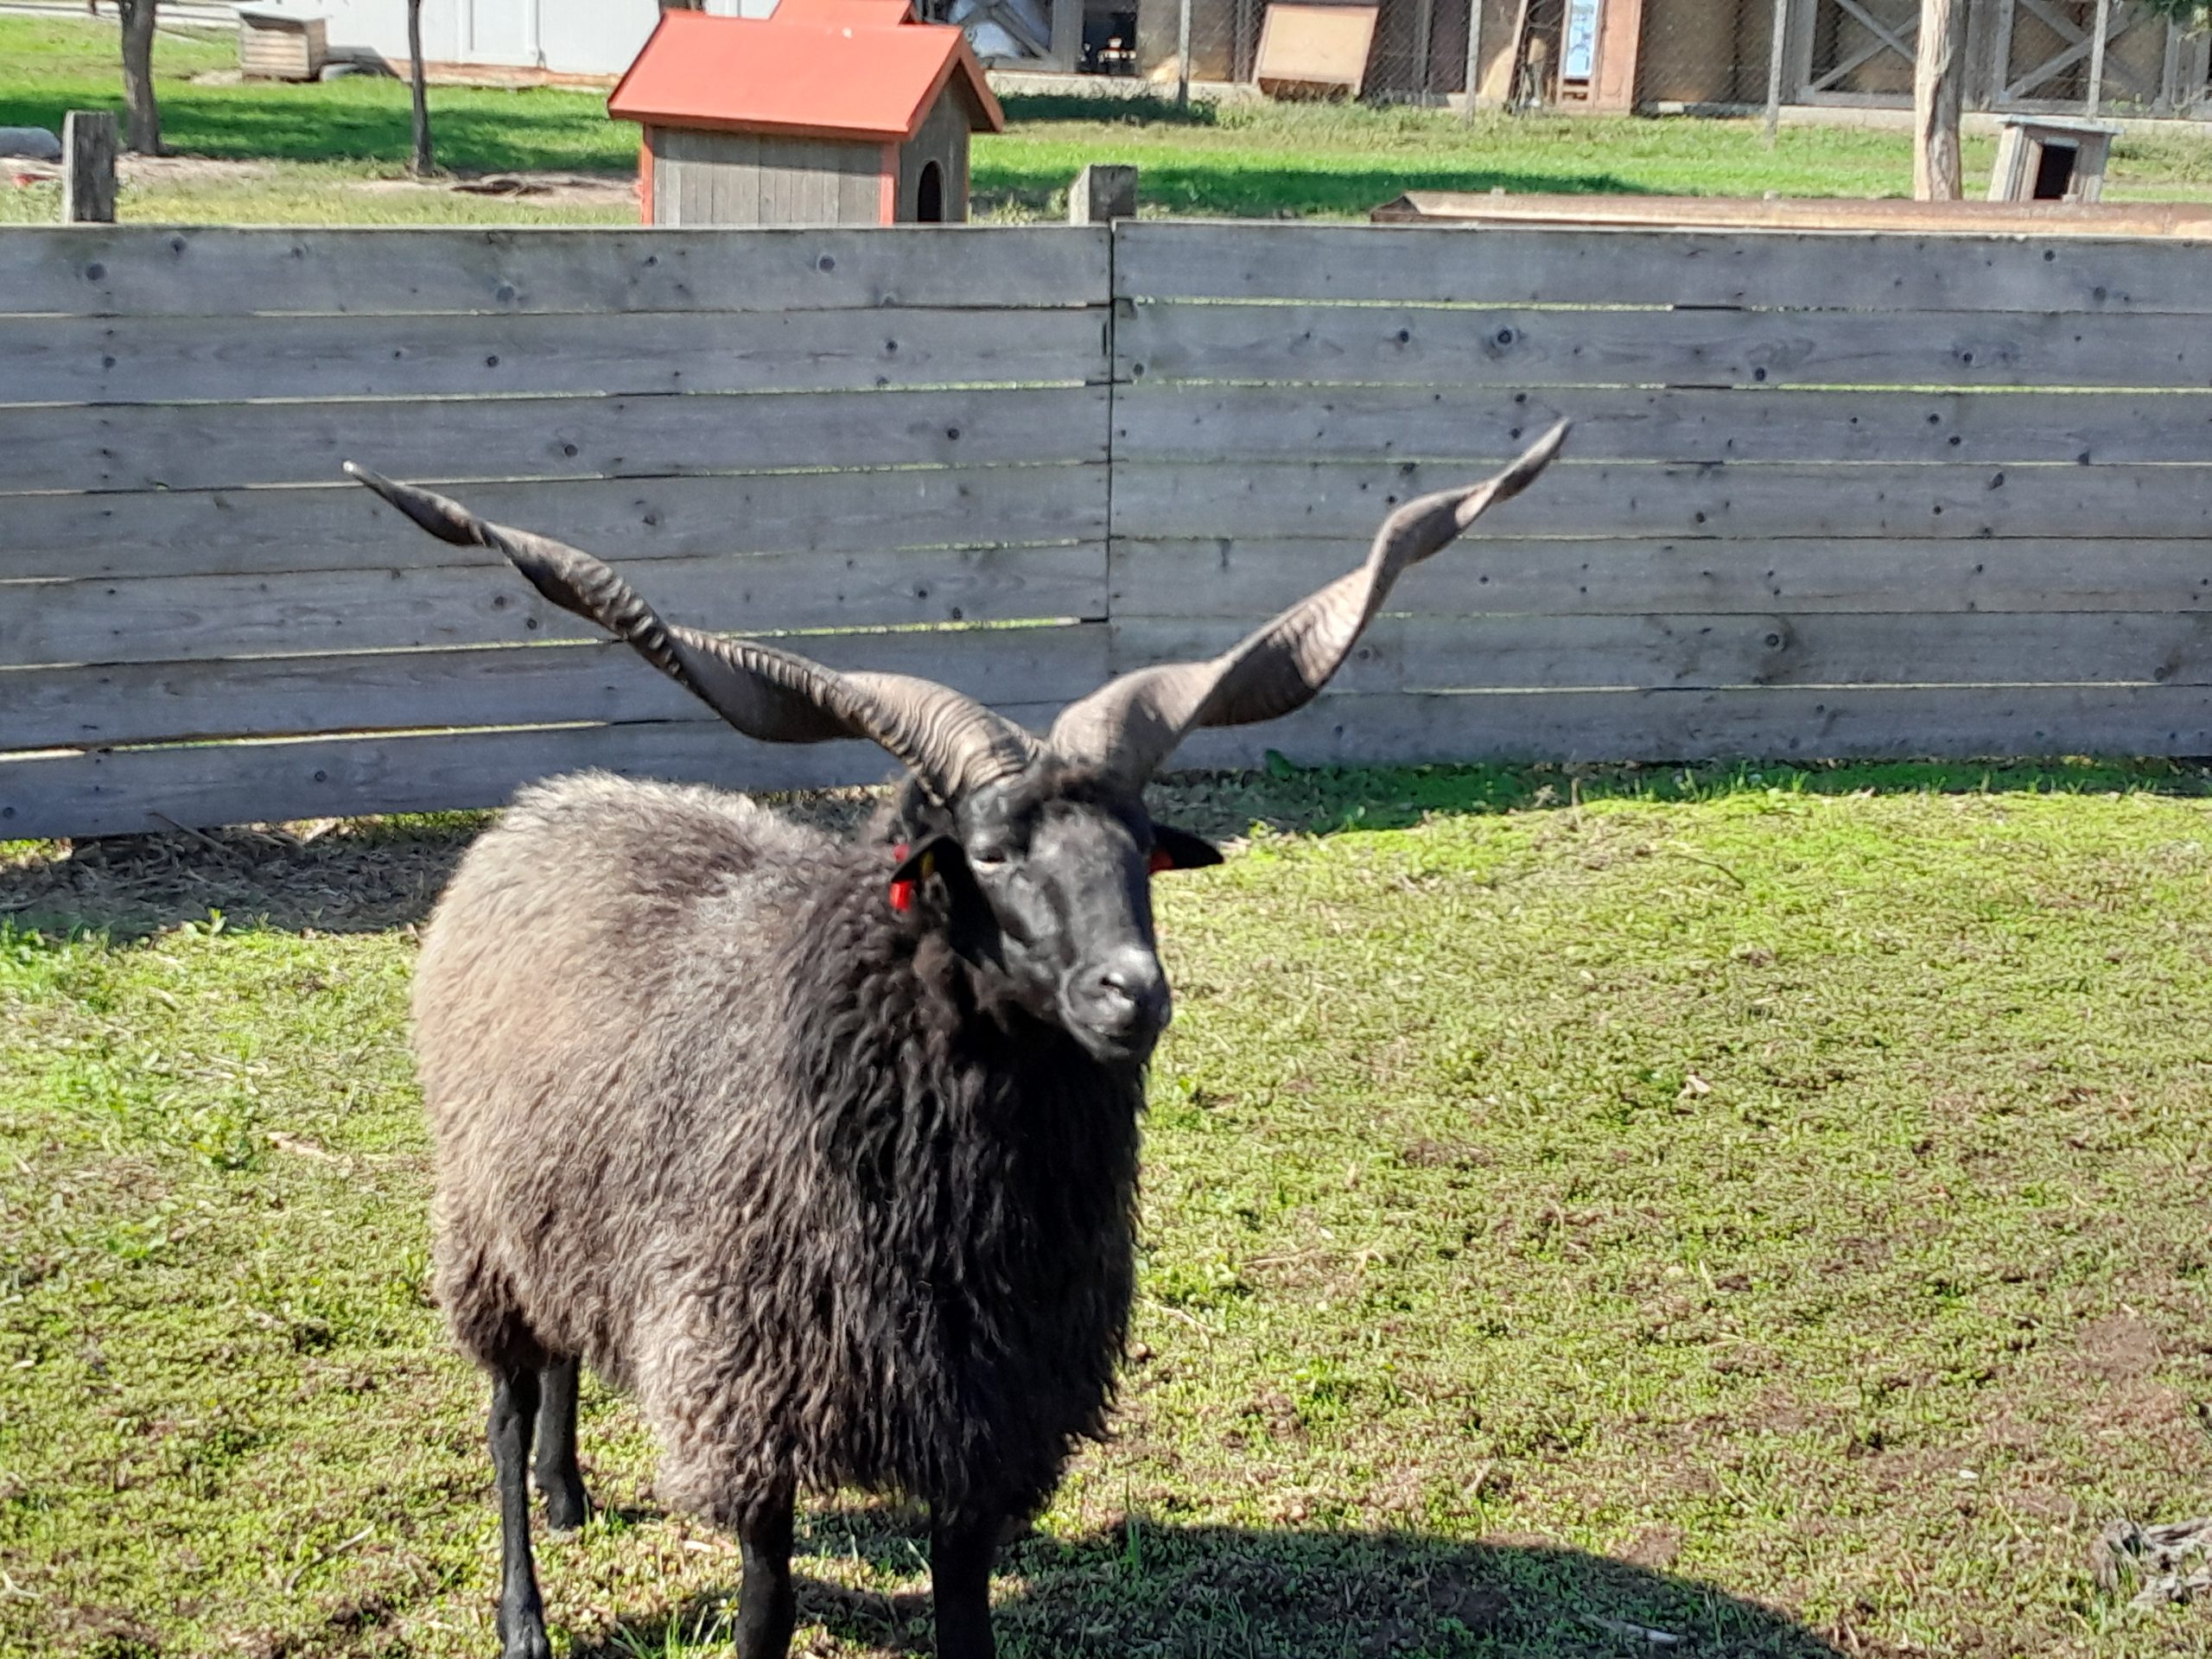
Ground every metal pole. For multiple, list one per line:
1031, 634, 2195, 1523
1462, 0, 1485, 117
2085, 0, 2110, 116
1177, 0, 1192, 107
1764, 0, 1789, 145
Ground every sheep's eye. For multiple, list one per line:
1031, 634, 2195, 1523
968, 845, 1009, 870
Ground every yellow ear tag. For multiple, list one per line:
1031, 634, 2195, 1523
919, 851, 937, 879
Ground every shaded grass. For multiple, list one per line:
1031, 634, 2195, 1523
1, 16, 2206, 225
3, 760, 2211, 1656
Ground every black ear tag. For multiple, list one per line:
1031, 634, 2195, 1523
1149, 823, 1224, 871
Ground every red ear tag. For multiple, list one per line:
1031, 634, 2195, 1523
1148, 848, 1174, 874
888, 842, 914, 912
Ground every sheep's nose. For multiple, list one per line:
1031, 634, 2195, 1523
1083, 949, 1171, 1038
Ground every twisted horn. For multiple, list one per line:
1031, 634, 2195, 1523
1048, 420, 1569, 787
343, 465, 1039, 803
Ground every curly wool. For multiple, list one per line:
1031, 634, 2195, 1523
415, 772, 1142, 1529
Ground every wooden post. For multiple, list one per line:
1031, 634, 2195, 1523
62, 110, 118, 223
1067, 163, 1137, 224
1913, 0, 1966, 200
1461, 0, 1484, 114
1176, 0, 1192, 107
2084, 0, 2110, 116
1764, 0, 1789, 144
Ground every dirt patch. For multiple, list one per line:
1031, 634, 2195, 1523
2077, 1313, 2164, 1379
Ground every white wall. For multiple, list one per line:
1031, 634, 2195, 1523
308, 0, 665, 76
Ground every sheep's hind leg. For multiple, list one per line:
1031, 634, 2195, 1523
930, 1506, 1003, 1659
489, 1363, 552, 1659
734, 1492, 797, 1659
532, 1355, 590, 1530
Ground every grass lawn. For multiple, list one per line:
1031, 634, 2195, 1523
3, 760, 2210, 1658
2, 15, 2209, 225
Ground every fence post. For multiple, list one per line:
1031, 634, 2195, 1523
1176, 0, 1193, 108
61, 110, 118, 224
1763, 0, 1789, 146
1068, 164, 1138, 225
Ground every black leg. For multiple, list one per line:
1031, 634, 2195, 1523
532, 1355, 589, 1531
734, 1493, 797, 1659
490, 1363, 551, 1659
931, 1506, 1001, 1659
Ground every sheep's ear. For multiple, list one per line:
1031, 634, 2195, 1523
1148, 823, 1224, 872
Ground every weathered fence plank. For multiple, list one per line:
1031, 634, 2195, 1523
1112, 384, 2212, 467
1109, 537, 2212, 617
1166, 684, 2212, 770
1113, 611, 2212, 693
0, 707, 1059, 842
1119, 302, 2212, 391
0, 385, 1111, 495
0, 306, 1109, 405
0, 625, 1108, 750
0, 464, 1109, 582
0, 226, 1110, 319
2, 543, 1107, 670
1112, 461, 2212, 542
1113, 221, 2212, 315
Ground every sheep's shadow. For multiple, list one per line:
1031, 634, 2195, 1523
571, 1512, 1845, 1657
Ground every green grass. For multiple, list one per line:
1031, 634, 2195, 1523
2, 14, 2207, 225
4, 760, 2212, 1657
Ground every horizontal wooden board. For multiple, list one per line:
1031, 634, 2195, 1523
0, 307, 1109, 406
1111, 537, 2212, 618
1119, 302, 2212, 392
1112, 384, 2212, 467
1112, 221, 2212, 315
1166, 684, 2212, 770
1113, 611, 2212, 694
0, 385, 1109, 495
1111, 460, 2212, 543
0, 711, 1085, 842
0, 463, 1109, 582
0, 226, 1109, 320
0, 624, 1107, 750
1, 543, 1107, 671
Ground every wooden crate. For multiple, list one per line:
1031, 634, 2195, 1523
237, 8, 329, 82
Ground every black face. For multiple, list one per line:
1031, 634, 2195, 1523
892, 772, 1221, 1066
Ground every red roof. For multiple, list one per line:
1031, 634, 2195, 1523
608, 8, 1004, 145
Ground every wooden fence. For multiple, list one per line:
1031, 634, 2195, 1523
4, 220, 2210, 839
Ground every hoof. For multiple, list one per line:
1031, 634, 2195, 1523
498, 1609, 553, 1659
543, 1486, 591, 1533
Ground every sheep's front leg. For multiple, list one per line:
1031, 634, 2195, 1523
489, 1363, 551, 1659
930, 1506, 1002, 1659
735, 1493, 797, 1659
533, 1355, 590, 1531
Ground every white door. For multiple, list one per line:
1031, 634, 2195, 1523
459, 0, 539, 66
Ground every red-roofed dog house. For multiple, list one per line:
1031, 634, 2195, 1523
608, 1, 1004, 226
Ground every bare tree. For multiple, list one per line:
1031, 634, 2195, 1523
407, 0, 433, 176
1912, 0, 1965, 200
117, 0, 161, 156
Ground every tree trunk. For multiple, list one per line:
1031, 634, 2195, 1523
407, 0, 433, 177
118, 0, 161, 156
1912, 0, 1966, 200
